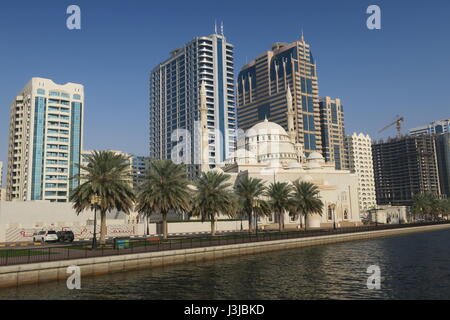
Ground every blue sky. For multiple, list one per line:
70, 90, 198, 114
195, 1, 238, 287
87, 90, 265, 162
1, 0, 450, 184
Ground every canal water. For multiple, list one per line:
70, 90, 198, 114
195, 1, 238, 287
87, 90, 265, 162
1, 228, 450, 300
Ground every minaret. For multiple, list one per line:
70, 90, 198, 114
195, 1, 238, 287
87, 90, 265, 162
200, 81, 209, 172
286, 85, 296, 144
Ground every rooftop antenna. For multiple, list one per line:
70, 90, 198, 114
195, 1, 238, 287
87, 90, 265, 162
301, 28, 304, 42
214, 20, 217, 34
221, 21, 224, 35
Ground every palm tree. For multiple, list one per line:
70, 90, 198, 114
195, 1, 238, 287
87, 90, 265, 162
411, 193, 427, 221
235, 175, 270, 233
434, 199, 445, 221
70, 150, 135, 245
265, 182, 293, 232
442, 199, 450, 220
135, 160, 191, 240
411, 192, 436, 221
290, 181, 324, 230
443, 199, 450, 220
191, 171, 237, 236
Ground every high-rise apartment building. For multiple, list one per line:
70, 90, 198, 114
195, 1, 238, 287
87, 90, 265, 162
372, 135, 442, 206
131, 155, 150, 190
6, 78, 84, 202
319, 97, 346, 169
410, 118, 450, 136
435, 133, 450, 197
237, 36, 321, 156
344, 133, 376, 211
149, 32, 236, 176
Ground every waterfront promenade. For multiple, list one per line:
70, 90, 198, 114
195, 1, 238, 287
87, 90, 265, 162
0, 221, 448, 267
1, 221, 450, 289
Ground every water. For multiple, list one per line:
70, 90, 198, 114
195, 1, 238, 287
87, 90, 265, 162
1, 229, 450, 299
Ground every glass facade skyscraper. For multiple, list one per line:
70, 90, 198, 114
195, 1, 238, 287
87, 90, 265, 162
319, 97, 347, 170
6, 78, 84, 202
237, 37, 321, 156
149, 33, 236, 176
410, 119, 450, 136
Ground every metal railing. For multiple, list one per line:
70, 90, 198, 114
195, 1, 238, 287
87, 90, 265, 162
0, 220, 449, 267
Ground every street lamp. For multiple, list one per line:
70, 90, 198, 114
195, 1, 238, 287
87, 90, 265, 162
90, 195, 102, 250
332, 204, 337, 230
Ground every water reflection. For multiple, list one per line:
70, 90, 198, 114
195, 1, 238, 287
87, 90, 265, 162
1, 229, 450, 300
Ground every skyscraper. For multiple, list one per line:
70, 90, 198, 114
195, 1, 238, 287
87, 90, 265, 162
435, 133, 450, 198
149, 32, 236, 176
6, 78, 84, 202
410, 118, 450, 136
131, 155, 150, 190
319, 97, 346, 169
344, 133, 376, 211
236, 36, 322, 156
372, 135, 442, 206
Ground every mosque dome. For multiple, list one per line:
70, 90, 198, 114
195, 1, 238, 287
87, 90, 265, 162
224, 119, 305, 167
307, 152, 324, 161
246, 118, 289, 138
306, 152, 324, 169
245, 119, 298, 164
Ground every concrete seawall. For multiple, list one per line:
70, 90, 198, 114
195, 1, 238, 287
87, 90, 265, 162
1, 223, 449, 289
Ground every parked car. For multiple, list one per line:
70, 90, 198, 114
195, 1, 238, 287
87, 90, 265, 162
33, 230, 58, 243
57, 230, 75, 242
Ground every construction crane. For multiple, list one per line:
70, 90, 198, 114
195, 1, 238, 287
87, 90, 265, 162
379, 115, 405, 138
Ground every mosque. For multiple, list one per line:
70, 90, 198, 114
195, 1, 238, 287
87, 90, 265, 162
199, 82, 362, 229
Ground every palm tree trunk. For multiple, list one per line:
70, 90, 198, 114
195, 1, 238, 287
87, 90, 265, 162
99, 210, 107, 245
304, 213, 308, 231
211, 219, 216, 236
248, 212, 253, 233
162, 211, 168, 240
279, 212, 283, 232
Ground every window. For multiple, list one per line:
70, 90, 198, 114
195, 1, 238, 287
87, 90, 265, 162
37, 89, 45, 95
327, 205, 334, 220
344, 209, 348, 220
49, 91, 60, 97
73, 94, 81, 100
